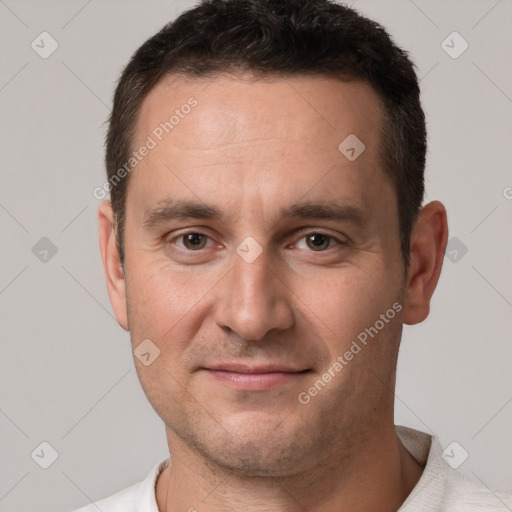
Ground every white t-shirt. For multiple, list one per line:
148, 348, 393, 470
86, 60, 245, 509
70, 425, 512, 512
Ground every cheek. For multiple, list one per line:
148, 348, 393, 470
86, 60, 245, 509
125, 260, 212, 404
125, 257, 208, 344
313, 265, 402, 356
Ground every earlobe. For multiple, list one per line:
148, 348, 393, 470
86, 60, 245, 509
98, 200, 129, 331
402, 201, 449, 326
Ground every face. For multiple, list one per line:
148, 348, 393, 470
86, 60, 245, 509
105, 73, 412, 477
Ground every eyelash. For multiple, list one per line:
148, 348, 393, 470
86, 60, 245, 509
167, 230, 347, 252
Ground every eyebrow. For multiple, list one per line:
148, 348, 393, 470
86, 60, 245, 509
143, 199, 366, 230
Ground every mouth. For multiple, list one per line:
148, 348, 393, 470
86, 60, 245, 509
199, 363, 312, 391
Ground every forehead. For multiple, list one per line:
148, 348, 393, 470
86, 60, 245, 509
128, 72, 392, 223
135, 72, 384, 152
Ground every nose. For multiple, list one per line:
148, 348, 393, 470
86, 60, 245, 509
213, 245, 295, 341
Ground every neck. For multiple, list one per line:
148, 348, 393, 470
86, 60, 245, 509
156, 423, 424, 512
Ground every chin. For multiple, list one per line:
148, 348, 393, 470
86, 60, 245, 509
203, 440, 306, 478
184, 415, 318, 478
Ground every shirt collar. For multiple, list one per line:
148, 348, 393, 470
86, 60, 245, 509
396, 425, 449, 511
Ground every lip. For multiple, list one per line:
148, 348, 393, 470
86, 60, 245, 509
200, 364, 311, 391
205, 363, 307, 373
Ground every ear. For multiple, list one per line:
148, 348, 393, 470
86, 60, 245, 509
403, 201, 449, 325
98, 200, 129, 330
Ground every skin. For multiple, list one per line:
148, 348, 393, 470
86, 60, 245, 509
98, 73, 448, 512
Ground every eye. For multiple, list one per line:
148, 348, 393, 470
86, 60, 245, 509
295, 232, 343, 251
174, 232, 211, 250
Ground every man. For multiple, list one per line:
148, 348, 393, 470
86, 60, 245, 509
74, 0, 512, 511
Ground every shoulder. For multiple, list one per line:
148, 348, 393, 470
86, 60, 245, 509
441, 468, 512, 511
396, 425, 512, 511
68, 456, 169, 512
69, 481, 140, 512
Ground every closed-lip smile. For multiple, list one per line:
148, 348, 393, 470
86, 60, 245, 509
201, 363, 311, 391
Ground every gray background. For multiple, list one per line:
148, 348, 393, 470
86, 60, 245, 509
0, 1, 511, 511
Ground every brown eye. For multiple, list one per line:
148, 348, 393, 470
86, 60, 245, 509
181, 232, 208, 250
305, 233, 331, 251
